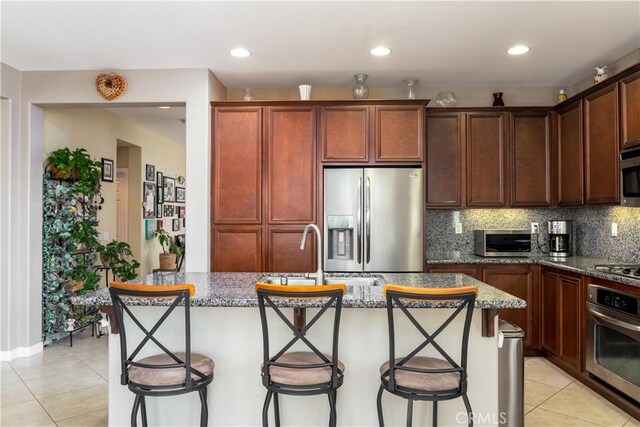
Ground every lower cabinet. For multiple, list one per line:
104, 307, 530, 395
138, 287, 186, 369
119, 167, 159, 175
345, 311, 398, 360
212, 227, 263, 272
541, 267, 582, 372
427, 263, 539, 351
267, 227, 316, 273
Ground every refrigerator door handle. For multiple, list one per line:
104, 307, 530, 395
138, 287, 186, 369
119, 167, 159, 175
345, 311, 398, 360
356, 177, 362, 264
365, 176, 371, 264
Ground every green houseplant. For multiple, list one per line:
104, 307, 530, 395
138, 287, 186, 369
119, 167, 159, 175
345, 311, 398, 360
46, 148, 102, 195
98, 240, 140, 282
153, 229, 181, 270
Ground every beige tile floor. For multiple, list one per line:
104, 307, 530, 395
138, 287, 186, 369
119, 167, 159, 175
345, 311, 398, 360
1, 331, 639, 426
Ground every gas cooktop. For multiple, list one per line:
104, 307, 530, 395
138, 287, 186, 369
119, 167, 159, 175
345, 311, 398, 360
594, 264, 640, 280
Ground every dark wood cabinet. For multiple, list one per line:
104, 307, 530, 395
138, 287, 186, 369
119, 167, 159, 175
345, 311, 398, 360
267, 227, 316, 273
465, 112, 507, 207
375, 105, 425, 162
426, 264, 480, 279
584, 85, 620, 204
265, 107, 317, 224
320, 106, 369, 162
212, 107, 262, 224
557, 101, 584, 206
482, 265, 539, 350
425, 113, 464, 207
541, 267, 582, 372
212, 227, 262, 272
510, 112, 552, 207
620, 71, 640, 149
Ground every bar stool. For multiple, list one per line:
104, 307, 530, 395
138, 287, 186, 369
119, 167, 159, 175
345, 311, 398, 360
255, 283, 346, 427
109, 282, 214, 427
376, 284, 478, 427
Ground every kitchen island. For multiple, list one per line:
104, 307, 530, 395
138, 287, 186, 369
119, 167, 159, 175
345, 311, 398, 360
73, 272, 525, 426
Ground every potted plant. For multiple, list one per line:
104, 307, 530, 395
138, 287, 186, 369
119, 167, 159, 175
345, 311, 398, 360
153, 229, 181, 270
46, 148, 102, 195
98, 240, 140, 282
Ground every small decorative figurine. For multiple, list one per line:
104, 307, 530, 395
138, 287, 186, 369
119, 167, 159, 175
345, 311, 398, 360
492, 92, 505, 107
594, 66, 609, 84
558, 89, 567, 102
242, 88, 255, 101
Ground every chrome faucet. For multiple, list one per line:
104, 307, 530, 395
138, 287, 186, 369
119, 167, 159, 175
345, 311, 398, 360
300, 224, 324, 285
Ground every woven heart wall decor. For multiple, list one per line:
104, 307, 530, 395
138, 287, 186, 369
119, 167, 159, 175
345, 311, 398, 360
95, 73, 127, 101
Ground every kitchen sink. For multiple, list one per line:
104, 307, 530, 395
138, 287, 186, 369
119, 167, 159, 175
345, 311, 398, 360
256, 274, 383, 287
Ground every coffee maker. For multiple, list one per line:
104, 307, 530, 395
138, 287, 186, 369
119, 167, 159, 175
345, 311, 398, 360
548, 220, 573, 257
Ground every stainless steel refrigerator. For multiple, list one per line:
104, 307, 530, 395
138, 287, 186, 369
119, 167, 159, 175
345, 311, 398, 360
324, 168, 423, 272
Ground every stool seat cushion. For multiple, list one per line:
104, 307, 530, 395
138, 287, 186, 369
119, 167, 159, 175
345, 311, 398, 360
380, 356, 460, 391
128, 352, 214, 386
264, 351, 345, 386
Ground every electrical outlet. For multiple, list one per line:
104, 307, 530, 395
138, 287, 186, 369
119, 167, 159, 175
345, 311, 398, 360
611, 223, 618, 237
455, 223, 463, 234
102, 232, 110, 241
531, 222, 539, 234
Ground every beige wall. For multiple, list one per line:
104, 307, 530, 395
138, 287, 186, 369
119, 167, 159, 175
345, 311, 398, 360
227, 85, 559, 106
43, 107, 186, 276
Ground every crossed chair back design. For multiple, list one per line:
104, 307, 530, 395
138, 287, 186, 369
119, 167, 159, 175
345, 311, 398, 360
255, 283, 347, 427
109, 282, 214, 427
377, 284, 478, 427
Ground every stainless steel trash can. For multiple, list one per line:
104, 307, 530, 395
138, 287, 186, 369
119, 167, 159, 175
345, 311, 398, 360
498, 320, 524, 426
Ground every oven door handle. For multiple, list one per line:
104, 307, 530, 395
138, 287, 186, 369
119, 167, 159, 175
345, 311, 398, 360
590, 308, 640, 333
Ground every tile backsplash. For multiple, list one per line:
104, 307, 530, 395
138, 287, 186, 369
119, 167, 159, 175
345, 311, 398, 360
426, 207, 640, 264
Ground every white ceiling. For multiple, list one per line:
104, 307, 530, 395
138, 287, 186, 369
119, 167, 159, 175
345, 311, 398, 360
2, 1, 639, 89
104, 106, 186, 145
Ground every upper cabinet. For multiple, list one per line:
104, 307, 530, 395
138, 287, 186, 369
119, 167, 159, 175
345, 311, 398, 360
584, 85, 620, 204
510, 112, 552, 207
212, 107, 263, 224
374, 105, 425, 162
620, 71, 640, 150
466, 112, 507, 207
425, 112, 463, 207
320, 105, 370, 162
557, 101, 584, 206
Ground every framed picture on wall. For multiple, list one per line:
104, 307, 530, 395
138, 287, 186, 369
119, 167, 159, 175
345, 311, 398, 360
156, 203, 162, 219
172, 219, 180, 232
145, 219, 156, 240
177, 206, 185, 219
164, 204, 174, 217
145, 164, 155, 182
157, 219, 163, 230
101, 158, 114, 182
176, 187, 186, 203
142, 182, 156, 219
163, 176, 175, 202
156, 172, 164, 201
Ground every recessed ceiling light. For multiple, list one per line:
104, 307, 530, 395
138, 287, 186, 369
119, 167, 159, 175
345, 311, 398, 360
370, 46, 391, 56
507, 45, 530, 55
158, 106, 171, 109
230, 48, 251, 58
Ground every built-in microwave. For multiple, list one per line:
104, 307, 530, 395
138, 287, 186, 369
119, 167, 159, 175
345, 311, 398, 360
474, 230, 532, 257
621, 146, 640, 207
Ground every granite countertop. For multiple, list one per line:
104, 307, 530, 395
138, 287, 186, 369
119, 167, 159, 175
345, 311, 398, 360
71, 272, 526, 310
426, 252, 640, 287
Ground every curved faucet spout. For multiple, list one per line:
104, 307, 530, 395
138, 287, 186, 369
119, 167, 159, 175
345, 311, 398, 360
300, 224, 324, 285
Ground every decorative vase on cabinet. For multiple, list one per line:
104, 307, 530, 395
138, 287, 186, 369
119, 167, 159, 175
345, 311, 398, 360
353, 73, 370, 99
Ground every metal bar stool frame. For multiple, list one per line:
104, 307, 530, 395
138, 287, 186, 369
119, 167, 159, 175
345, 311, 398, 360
109, 282, 214, 427
377, 285, 478, 427
255, 283, 346, 427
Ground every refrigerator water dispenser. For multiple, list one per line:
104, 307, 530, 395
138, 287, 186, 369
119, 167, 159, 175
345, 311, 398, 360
327, 215, 354, 260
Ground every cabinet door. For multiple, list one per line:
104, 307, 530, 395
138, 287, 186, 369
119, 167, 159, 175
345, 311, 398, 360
466, 113, 507, 207
510, 112, 552, 207
557, 102, 584, 206
266, 107, 317, 224
541, 270, 559, 355
620, 71, 640, 149
427, 264, 480, 280
482, 266, 539, 350
212, 227, 262, 272
584, 85, 620, 204
559, 274, 581, 371
374, 105, 425, 162
212, 107, 262, 224
426, 113, 464, 207
320, 106, 369, 162
267, 227, 316, 273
